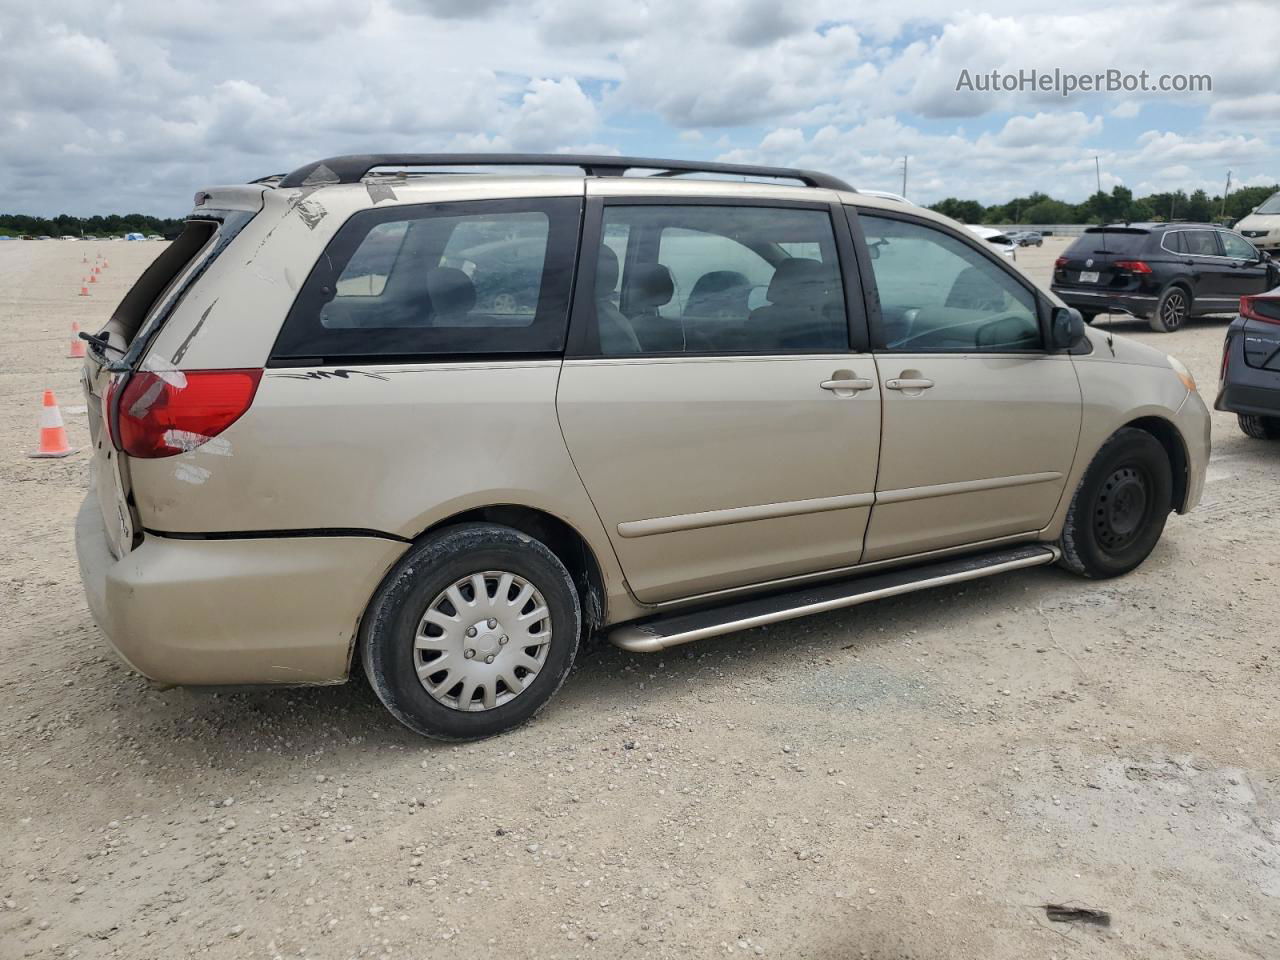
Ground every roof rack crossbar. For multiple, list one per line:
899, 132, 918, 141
276, 153, 853, 192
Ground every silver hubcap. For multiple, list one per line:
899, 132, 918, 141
1162, 292, 1185, 327
415, 571, 551, 712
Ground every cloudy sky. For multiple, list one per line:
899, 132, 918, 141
2, 0, 1277, 216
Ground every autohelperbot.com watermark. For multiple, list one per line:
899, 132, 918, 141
956, 67, 1212, 97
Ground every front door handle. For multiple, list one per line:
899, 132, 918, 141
885, 377, 935, 391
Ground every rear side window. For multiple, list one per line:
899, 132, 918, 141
581, 204, 849, 356
1183, 230, 1221, 257
1067, 229, 1149, 257
272, 197, 581, 363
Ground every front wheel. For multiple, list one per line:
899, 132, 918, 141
1149, 286, 1190, 332
1059, 428, 1173, 578
1238, 413, 1280, 440
361, 523, 581, 740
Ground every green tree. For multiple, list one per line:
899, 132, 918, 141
1184, 189, 1213, 222
1022, 198, 1075, 223
928, 198, 985, 223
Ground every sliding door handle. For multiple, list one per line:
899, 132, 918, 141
820, 377, 875, 392
885, 377, 935, 391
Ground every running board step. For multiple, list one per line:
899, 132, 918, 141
608, 543, 1061, 653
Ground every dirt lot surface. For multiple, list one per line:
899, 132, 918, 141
1, 236, 1277, 960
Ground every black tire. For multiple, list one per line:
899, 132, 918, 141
1059, 428, 1174, 578
1238, 413, 1280, 440
1149, 286, 1190, 332
361, 523, 581, 741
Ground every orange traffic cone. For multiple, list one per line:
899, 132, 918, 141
88, 273, 97, 283
68, 323, 86, 358
93, 266, 100, 275
79, 285, 90, 296
102, 259, 109, 268
28, 390, 77, 458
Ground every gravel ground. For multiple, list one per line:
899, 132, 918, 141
1, 236, 1277, 960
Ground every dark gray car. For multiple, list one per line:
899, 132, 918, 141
1215, 285, 1280, 438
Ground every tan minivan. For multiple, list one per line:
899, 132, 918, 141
76, 154, 1210, 739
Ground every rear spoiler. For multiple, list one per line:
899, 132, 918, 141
192, 185, 272, 214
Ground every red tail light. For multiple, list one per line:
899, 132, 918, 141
1114, 260, 1152, 274
1054, 257, 1068, 269
113, 369, 263, 458
1240, 295, 1280, 325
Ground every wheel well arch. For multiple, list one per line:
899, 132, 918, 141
417, 505, 608, 634
1123, 415, 1190, 512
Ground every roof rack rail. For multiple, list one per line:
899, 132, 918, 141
275, 153, 853, 192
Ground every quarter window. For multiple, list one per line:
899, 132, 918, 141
858, 214, 1041, 352
585, 205, 850, 356
272, 198, 580, 362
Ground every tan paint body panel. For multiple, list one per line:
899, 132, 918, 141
863, 353, 1081, 560
1039, 328, 1211, 538
557, 354, 882, 602
76, 495, 403, 685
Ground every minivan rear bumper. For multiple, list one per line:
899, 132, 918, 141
75, 494, 405, 686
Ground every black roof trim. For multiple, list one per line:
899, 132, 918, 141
1091, 221, 1222, 232
1084, 225, 1152, 234
276, 153, 854, 191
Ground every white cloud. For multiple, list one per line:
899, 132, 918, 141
994, 112, 1101, 148
506, 78, 599, 150
1207, 93, 1280, 126
0, 0, 1276, 214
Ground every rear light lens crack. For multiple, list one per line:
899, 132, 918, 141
111, 368, 263, 458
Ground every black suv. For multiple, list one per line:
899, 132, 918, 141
1051, 223, 1278, 332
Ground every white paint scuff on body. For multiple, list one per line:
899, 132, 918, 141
174, 463, 211, 485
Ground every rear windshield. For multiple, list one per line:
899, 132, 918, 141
107, 220, 217, 346
1065, 229, 1148, 257
107, 209, 259, 368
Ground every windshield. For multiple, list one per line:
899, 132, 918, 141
1255, 191, 1280, 215
1069, 229, 1148, 256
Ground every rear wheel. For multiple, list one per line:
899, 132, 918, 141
1238, 413, 1280, 440
361, 523, 581, 740
1149, 286, 1189, 332
1060, 428, 1173, 578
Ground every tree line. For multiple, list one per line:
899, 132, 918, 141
928, 184, 1279, 226
0, 213, 184, 238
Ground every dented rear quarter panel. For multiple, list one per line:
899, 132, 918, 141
129, 176, 637, 623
